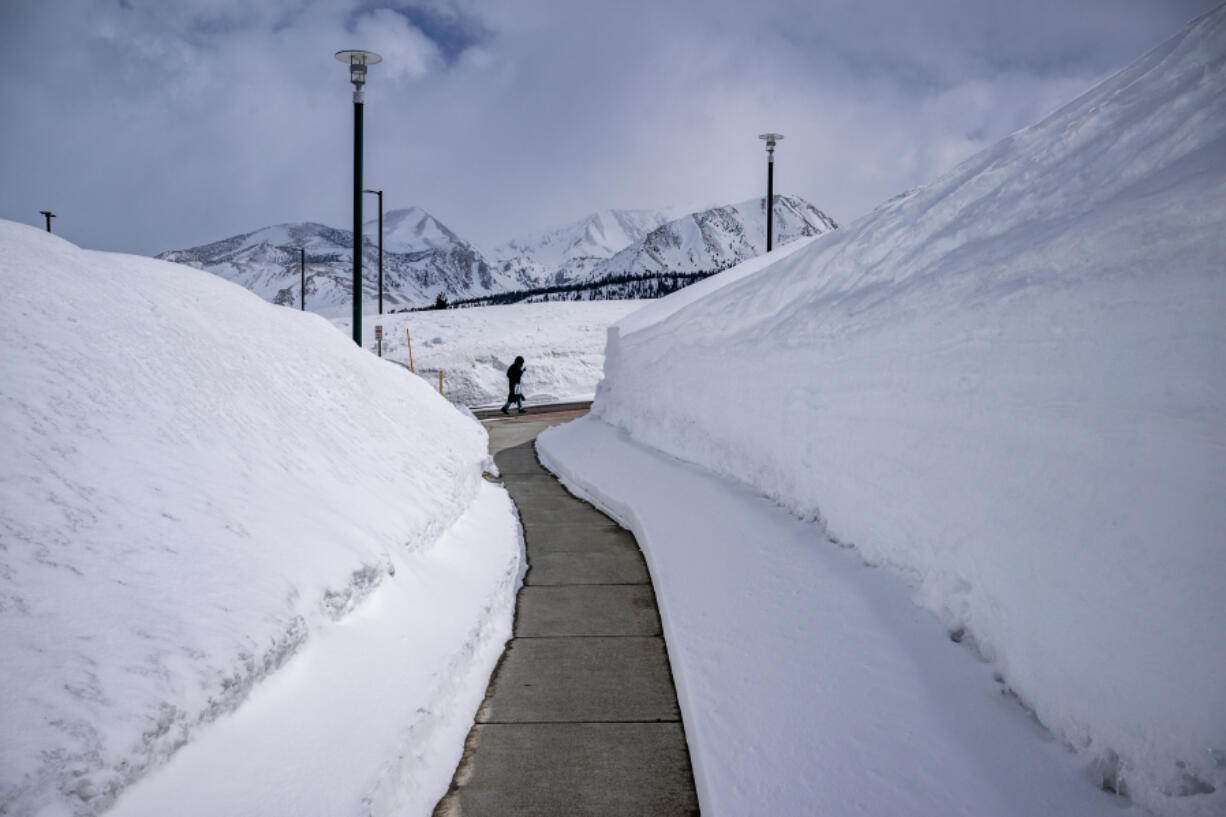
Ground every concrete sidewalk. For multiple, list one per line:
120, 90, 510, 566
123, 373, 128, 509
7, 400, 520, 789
434, 413, 699, 816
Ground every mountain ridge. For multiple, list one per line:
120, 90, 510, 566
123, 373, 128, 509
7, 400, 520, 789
158, 196, 837, 313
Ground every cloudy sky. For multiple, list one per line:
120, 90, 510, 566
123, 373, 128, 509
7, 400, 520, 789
0, 0, 1218, 256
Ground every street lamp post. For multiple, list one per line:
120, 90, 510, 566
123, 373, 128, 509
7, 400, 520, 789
335, 49, 381, 346
758, 133, 784, 252
297, 247, 306, 311
39, 211, 56, 232
364, 188, 384, 314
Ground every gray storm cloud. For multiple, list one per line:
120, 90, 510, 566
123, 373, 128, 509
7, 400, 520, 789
0, 0, 1217, 255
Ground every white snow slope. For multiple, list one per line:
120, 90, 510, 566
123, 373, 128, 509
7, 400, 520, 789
552, 8, 1226, 817
489, 208, 672, 268
0, 221, 521, 817
367, 206, 464, 253
591, 193, 837, 281
334, 300, 643, 408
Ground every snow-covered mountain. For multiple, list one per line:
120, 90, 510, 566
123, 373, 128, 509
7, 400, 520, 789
590, 194, 838, 281
157, 210, 523, 317
157, 222, 348, 304
489, 208, 674, 285
158, 197, 837, 312
489, 200, 836, 290
491, 208, 672, 266
373, 206, 464, 253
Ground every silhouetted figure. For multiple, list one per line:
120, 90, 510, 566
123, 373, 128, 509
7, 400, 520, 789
501, 356, 526, 415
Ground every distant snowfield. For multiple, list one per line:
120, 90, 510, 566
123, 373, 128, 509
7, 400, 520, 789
545, 9, 1226, 817
333, 300, 643, 407
0, 221, 521, 817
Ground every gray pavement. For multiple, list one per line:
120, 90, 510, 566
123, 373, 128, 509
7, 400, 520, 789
434, 410, 699, 817
472, 401, 595, 423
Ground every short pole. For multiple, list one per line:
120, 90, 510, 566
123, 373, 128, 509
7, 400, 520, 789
39, 211, 56, 233
439, 370, 444, 395
406, 328, 415, 372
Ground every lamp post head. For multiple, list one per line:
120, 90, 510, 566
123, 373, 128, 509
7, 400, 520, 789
759, 132, 784, 159
335, 50, 381, 100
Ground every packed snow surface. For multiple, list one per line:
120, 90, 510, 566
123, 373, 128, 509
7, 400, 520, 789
0, 221, 521, 816
334, 300, 642, 407
557, 9, 1226, 817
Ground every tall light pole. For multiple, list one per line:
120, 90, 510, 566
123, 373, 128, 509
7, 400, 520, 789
39, 211, 56, 232
296, 247, 306, 311
336, 49, 381, 346
364, 188, 384, 314
758, 133, 784, 252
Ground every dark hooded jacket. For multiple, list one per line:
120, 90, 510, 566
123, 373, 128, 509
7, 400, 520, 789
506, 356, 525, 402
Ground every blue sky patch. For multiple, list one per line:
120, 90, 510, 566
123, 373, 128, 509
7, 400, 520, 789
349, 2, 487, 64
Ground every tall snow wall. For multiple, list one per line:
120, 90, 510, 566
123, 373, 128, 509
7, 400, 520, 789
594, 9, 1226, 816
0, 222, 493, 815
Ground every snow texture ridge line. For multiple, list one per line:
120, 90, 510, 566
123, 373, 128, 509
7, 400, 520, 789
363, 490, 528, 817
105, 482, 524, 817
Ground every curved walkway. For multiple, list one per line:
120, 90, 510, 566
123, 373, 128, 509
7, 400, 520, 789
434, 409, 699, 816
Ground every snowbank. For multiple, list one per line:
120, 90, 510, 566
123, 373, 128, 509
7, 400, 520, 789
106, 483, 521, 817
587, 9, 1226, 816
539, 416, 1124, 817
0, 221, 518, 816
334, 300, 642, 407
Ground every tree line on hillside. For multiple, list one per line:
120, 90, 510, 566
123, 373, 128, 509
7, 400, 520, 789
398, 268, 730, 311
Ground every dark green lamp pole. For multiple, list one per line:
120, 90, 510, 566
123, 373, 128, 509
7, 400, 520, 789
39, 211, 56, 232
363, 188, 383, 314
758, 133, 783, 252
297, 247, 306, 311
335, 49, 381, 346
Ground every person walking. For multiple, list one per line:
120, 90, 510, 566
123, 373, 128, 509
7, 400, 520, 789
501, 356, 526, 415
